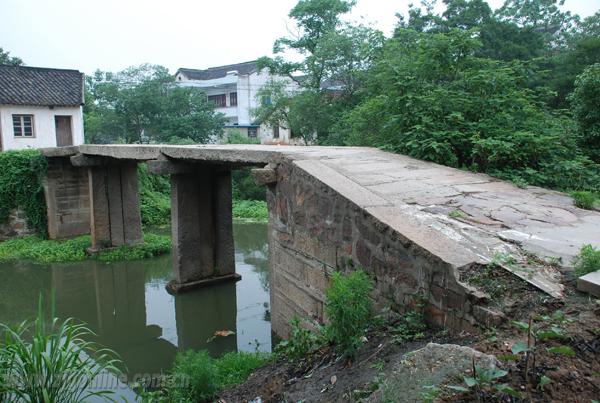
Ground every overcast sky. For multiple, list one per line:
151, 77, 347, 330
1, 0, 598, 75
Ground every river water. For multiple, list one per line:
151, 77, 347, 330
0, 222, 271, 397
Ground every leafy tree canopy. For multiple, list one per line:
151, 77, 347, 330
0, 47, 23, 66
85, 64, 225, 144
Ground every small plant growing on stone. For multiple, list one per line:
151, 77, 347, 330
325, 269, 373, 360
571, 191, 598, 210
274, 316, 317, 362
391, 299, 427, 344
449, 209, 465, 219
573, 244, 600, 277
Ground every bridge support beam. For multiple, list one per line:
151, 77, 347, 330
156, 163, 238, 293
87, 162, 143, 250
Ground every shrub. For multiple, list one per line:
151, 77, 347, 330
573, 244, 600, 277
0, 233, 171, 264
0, 297, 122, 402
0, 150, 48, 236
156, 350, 269, 402
325, 269, 373, 359
168, 350, 219, 402
232, 200, 268, 222
571, 191, 598, 210
225, 130, 261, 145
95, 234, 171, 262
570, 63, 600, 163
214, 351, 270, 389
232, 168, 266, 201
275, 316, 317, 361
139, 163, 171, 226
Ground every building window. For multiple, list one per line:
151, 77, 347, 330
230, 92, 238, 106
12, 115, 34, 137
261, 96, 272, 106
248, 127, 258, 138
207, 94, 227, 108
273, 126, 280, 139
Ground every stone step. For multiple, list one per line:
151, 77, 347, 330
577, 270, 600, 297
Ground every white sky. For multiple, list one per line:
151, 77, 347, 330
1, 0, 598, 75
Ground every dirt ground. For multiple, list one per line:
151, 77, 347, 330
219, 282, 600, 403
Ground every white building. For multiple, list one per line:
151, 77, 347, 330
175, 61, 296, 144
0, 65, 85, 151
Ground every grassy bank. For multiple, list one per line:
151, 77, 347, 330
0, 233, 170, 264
232, 200, 268, 222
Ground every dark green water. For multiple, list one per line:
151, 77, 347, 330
0, 222, 270, 396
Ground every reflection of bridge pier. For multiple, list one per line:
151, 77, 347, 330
50, 258, 239, 372
175, 281, 238, 355
53, 261, 178, 375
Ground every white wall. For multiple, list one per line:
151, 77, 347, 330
177, 68, 299, 144
0, 105, 84, 150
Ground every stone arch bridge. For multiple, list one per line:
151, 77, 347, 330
41, 144, 600, 337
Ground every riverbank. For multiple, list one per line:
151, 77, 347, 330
0, 199, 267, 264
0, 233, 170, 264
232, 200, 268, 222
219, 282, 600, 402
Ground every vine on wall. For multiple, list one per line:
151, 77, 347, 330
0, 150, 48, 237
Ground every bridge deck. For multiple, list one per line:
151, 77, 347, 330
45, 144, 600, 298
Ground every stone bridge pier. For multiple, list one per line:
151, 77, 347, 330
70, 154, 143, 250
43, 147, 239, 294
148, 159, 238, 293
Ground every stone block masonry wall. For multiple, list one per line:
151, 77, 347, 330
268, 160, 496, 338
0, 208, 36, 240
44, 157, 90, 239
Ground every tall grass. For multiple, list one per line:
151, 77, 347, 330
0, 297, 122, 402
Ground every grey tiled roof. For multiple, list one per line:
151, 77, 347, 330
177, 60, 257, 81
0, 65, 84, 107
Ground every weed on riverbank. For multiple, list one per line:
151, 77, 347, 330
138, 350, 270, 402
232, 200, 268, 222
0, 233, 170, 264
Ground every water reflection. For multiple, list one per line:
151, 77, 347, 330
0, 222, 270, 380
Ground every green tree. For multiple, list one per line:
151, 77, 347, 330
0, 47, 23, 66
570, 63, 600, 163
396, 0, 546, 61
255, 0, 383, 143
335, 28, 600, 191
84, 65, 225, 144
544, 12, 600, 107
496, 0, 576, 44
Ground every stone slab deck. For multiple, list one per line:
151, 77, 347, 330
577, 271, 600, 297
45, 144, 600, 298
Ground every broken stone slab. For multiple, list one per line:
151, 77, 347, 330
577, 270, 600, 297
40, 146, 79, 157
251, 166, 278, 186
368, 343, 498, 402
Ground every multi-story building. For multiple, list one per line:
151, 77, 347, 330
175, 61, 295, 144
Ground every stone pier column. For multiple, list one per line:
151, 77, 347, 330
87, 161, 143, 250
160, 164, 239, 293
214, 170, 235, 277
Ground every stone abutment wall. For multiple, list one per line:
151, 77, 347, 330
267, 159, 498, 338
44, 157, 90, 239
